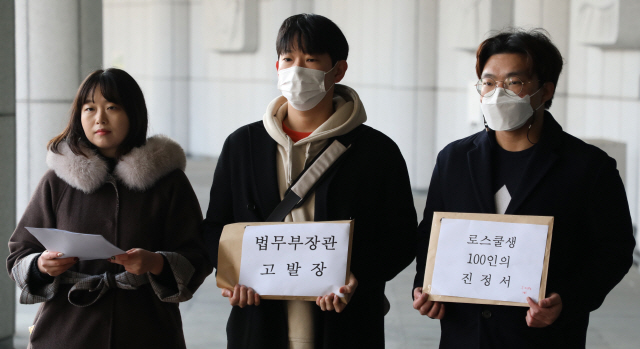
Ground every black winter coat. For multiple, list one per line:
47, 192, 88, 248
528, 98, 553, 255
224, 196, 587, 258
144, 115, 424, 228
203, 122, 417, 349
414, 112, 636, 348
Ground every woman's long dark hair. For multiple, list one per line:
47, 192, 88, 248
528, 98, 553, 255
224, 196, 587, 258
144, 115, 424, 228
48, 68, 148, 158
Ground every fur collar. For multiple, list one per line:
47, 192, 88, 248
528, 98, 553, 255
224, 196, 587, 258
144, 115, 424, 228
46, 135, 187, 193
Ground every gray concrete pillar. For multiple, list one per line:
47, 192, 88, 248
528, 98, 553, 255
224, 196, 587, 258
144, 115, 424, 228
0, 1, 16, 348
146, 0, 190, 148
103, 0, 189, 150
513, 0, 570, 127
15, 0, 103, 218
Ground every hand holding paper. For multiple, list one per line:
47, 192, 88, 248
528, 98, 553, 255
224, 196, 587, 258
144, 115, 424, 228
38, 251, 78, 277
109, 248, 164, 275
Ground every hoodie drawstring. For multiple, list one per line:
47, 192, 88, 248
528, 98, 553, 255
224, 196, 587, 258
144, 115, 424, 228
304, 143, 311, 166
286, 137, 294, 187
285, 139, 315, 188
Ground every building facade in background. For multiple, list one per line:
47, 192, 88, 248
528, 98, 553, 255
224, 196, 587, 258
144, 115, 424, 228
14, 0, 640, 255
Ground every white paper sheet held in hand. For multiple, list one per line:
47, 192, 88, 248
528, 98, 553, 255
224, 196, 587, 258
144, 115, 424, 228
239, 223, 351, 297
425, 213, 553, 306
26, 227, 125, 260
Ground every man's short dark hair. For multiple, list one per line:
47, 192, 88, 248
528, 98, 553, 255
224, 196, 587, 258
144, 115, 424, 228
476, 28, 563, 109
276, 13, 349, 66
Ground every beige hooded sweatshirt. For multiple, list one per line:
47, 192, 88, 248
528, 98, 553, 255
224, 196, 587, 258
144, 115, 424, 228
262, 84, 367, 349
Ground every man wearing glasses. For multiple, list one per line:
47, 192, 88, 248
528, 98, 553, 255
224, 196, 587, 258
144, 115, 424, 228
412, 29, 636, 348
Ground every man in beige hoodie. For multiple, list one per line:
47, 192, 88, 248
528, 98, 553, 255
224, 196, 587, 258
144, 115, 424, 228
203, 13, 417, 349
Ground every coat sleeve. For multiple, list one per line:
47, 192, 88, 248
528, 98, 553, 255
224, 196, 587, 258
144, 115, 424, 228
150, 171, 213, 302
349, 138, 418, 284
413, 152, 445, 296
554, 156, 635, 318
377, 144, 418, 282
7, 171, 62, 303
201, 136, 235, 268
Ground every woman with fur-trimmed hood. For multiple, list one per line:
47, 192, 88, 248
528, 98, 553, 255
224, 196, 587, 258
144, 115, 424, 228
7, 68, 212, 349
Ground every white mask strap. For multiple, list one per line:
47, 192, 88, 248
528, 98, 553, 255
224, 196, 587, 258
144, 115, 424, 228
530, 83, 546, 111
325, 62, 338, 75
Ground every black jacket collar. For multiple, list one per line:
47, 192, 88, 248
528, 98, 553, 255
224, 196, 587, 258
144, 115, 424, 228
468, 112, 564, 214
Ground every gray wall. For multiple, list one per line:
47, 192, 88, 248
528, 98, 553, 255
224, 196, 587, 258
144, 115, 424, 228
2, 0, 629, 255
0, 0, 16, 347
101, 0, 640, 234
15, 0, 103, 219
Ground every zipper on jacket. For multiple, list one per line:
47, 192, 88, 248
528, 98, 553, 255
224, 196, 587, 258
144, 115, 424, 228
106, 174, 120, 349
106, 175, 120, 245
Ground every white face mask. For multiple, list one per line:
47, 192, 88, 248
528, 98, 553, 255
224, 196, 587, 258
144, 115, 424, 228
481, 87, 544, 131
277, 64, 336, 111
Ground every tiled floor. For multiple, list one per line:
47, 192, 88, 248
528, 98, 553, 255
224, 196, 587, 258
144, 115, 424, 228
13, 158, 640, 348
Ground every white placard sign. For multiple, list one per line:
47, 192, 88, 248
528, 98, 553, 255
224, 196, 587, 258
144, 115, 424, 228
424, 213, 553, 306
238, 222, 351, 297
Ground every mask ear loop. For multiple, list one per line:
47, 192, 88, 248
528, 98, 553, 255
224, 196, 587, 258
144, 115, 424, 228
482, 91, 491, 131
526, 82, 547, 145
526, 120, 536, 145
527, 101, 546, 145
323, 62, 339, 92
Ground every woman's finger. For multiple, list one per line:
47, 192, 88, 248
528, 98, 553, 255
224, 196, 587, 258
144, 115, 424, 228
42, 256, 76, 266
42, 251, 64, 260
42, 257, 78, 276
109, 253, 129, 264
40, 257, 77, 277
57, 257, 78, 266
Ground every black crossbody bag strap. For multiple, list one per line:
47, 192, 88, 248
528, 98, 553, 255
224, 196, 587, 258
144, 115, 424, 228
266, 125, 367, 222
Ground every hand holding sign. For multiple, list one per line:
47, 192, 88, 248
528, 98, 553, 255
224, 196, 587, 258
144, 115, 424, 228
222, 284, 261, 308
413, 287, 445, 319
316, 272, 358, 313
526, 293, 562, 327
217, 221, 353, 302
